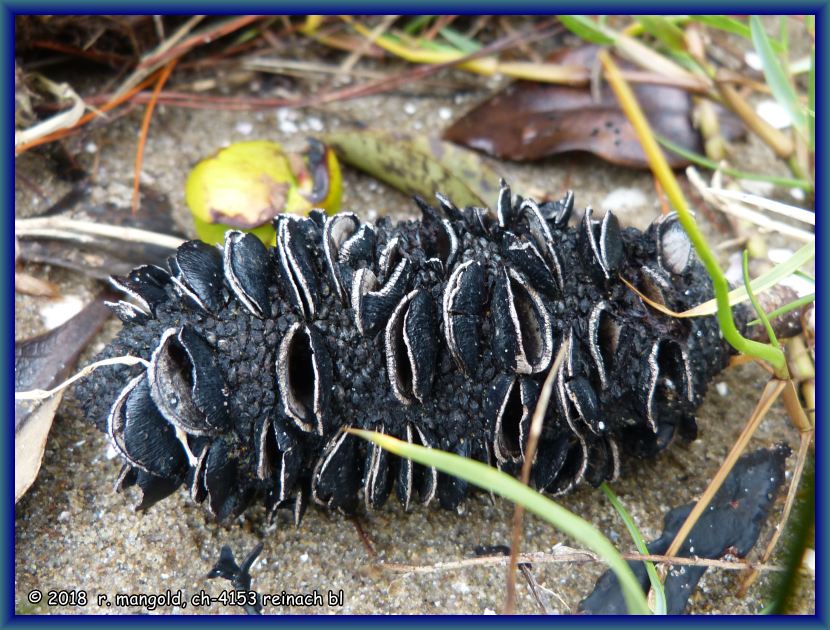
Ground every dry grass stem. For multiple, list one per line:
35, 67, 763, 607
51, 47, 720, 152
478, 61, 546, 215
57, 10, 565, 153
687, 168, 815, 242
663, 379, 786, 560
504, 340, 569, 613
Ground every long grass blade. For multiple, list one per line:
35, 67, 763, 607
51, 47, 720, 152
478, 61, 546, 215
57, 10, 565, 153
636, 15, 687, 55
743, 250, 779, 348
602, 484, 666, 614
348, 429, 651, 615
750, 16, 806, 132
654, 133, 812, 191
679, 241, 815, 317
808, 47, 815, 150
690, 15, 784, 54
748, 292, 815, 327
439, 27, 482, 53
557, 15, 615, 44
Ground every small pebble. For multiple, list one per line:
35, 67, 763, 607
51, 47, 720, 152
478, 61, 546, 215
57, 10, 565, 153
452, 581, 471, 594
277, 109, 299, 134
601, 187, 647, 213
756, 100, 791, 129
438, 107, 453, 120
235, 121, 253, 135
403, 102, 417, 115
745, 51, 762, 71
716, 382, 729, 397
39, 295, 84, 330
790, 187, 806, 201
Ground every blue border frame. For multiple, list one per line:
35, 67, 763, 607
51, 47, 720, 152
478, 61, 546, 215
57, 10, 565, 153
4, 4, 827, 625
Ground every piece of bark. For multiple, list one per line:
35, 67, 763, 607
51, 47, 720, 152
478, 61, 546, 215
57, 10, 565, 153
580, 444, 790, 614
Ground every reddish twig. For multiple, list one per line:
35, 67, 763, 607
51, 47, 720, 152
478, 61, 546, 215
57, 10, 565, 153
85, 20, 561, 113
653, 176, 670, 215
349, 516, 376, 557
15, 74, 158, 156
423, 15, 458, 40
504, 341, 567, 614
17, 20, 560, 155
28, 40, 131, 67
137, 15, 264, 70
132, 59, 178, 214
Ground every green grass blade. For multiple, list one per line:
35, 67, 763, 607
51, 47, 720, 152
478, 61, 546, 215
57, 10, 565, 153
680, 240, 815, 317
794, 269, 815, 283
403, 16, 434, 35
636, 15, 687, 54
779, 16, 789, 55
691, 15, 752, 37
748, 292, 815, 327
690, 15, 784, 53
778, 15, 790, 59
439, 27, 481, 54
349, 429, 651, 615
601, 484, 666, 615
557, 15, 615, 45
743, 250, 779, 348
415, 38, 466, 54
808, 46, 815, 150
654, 134, 812, 191
750, 16, 807, 132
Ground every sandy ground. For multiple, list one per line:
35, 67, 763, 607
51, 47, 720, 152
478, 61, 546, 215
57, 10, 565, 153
14, 60, 814, 615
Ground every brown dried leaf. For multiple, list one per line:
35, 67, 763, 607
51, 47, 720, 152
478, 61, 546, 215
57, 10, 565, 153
443, 45, 743, 169
17, 184, 183, 279
15, 298, 112, 502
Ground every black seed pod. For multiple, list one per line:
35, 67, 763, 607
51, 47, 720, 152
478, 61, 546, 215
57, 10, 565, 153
76, 183, 746, 522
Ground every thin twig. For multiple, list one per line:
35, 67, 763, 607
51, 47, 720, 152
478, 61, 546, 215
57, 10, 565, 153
76, 20, 560, 116
377, 550, 787, 575
349, 516, 376, 558
739, 429, 813, 594
338, 15, 398, 76
703, 188, 815, 226
139, 15, 263, 71
687, 168, 814, 243
15, 74, 159, 155
518, 564, 558, 614
27, 39, 129, 67
243, 57, 390, 80
15, 217, 185, 250
663, 379, 786, 560
113, 15, 205, 96
716, 81, 794, 161
15, 356, 149, 401
132, 59, 178, 214
14, 77, 86, 147
504, 340, 568, 614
